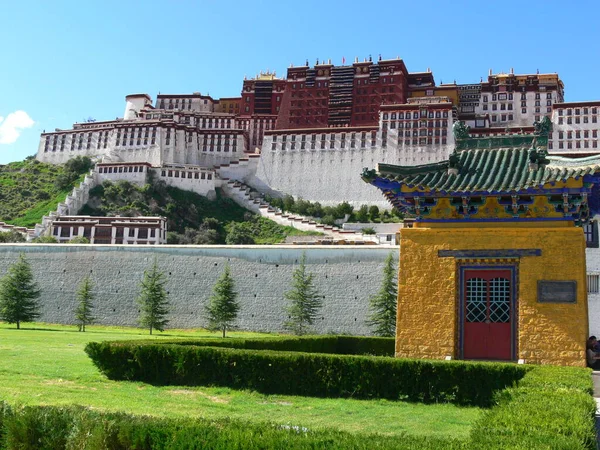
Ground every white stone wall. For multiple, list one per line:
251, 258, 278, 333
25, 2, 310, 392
156, 166, 219, 198
586, 246, 600, 336
253, 129, 453, 207
474, 90, 558, 128
548, 105, 600, 153
96, 164, 149, 186
37, 127, 116, 164
0, 245, 398, 335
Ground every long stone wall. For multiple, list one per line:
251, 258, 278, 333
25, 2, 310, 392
251, 141, 452, 208
0, 245, 398, 335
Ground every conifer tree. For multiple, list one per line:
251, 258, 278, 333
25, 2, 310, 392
206, 264, 239, 338
0, 253, 41, 329
284, 252, 322, 335
367, 252, 398, 337
75, 275, 95, 332
137, 257, 170, 335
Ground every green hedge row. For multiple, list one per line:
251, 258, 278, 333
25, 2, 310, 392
86, 340, 526, 407
1, 366, 595, 449
469, 365, 597, 449
148, 335, 396, 356
0, 403, 467, 450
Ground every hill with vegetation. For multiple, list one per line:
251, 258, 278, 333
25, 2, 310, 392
0, 156, 92, 228
81, 175, 320, 244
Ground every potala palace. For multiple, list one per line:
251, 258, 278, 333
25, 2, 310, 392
38, 56, 594, 209
15, 55, 600, 338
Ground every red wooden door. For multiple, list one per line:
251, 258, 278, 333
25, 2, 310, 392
463, 269, 512, 360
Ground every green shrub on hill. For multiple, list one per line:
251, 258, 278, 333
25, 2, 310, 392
0, 157, 91, 228
83, 177, 320, 244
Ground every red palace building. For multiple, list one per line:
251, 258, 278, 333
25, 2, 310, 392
274, 56, 408, 129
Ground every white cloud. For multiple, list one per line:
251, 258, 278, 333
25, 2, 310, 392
0, 111, 35, 144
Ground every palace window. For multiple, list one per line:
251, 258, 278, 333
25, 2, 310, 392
585, 221, 599, 248
588, 274, 600, 293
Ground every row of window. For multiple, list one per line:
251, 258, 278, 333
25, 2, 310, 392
558, 130, 600, 140
44, 131, 109, 152
383, 111, 450, 120
397, 137, 448, 146
550, 140, 600, 150
53, 226, 158, 240
179, 116, 235, 129
558, 116, 598, 125
558, 107, 598, 116
382, 120, 449, 129
98, 165, 147, 174
482, 92, 553, 102
160, 169, 213, 180
395, 129, 448, 137
158, 98, 211, 110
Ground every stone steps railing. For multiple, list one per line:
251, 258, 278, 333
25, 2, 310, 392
31, 170, 98, 239
213, 153, 261, 184
220, 180, 372, 241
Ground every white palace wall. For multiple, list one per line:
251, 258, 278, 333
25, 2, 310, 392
252, 134, 453, 208
0, 245, 397, 335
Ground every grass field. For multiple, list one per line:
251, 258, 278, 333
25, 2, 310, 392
0, 322, 483, 438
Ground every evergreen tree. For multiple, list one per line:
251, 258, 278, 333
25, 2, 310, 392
367, 252, 398, 337
137, 258, 170, 334
284, 253, 322, 335
206, 264, 239, 338
75, 275, 95, 331
0, 253, 41, 329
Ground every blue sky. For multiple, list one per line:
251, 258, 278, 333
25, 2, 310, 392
1, 0, 599, 164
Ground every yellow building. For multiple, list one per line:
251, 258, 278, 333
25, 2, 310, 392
363, 121, 599, 366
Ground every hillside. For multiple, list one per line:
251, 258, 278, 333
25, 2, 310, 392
80, 175, 320, 244
0, 156, 91, 228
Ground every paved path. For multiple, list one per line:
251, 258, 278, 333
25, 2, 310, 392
592, 371, 600, 449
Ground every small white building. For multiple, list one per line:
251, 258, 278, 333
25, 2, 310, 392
341, 222, 412, 245
50, 216, 167, 245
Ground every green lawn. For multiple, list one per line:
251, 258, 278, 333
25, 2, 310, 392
0, 322, 483, 438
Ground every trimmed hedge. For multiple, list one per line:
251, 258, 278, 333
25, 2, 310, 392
86, 340, 526, 407
0, 403, 468, 450
470, 365, 596, 449
147, 335, 396, 356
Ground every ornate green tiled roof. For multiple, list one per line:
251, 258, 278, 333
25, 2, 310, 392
366, 148, 600, 194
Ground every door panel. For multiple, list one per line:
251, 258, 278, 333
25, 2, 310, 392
463, 269, 512, 360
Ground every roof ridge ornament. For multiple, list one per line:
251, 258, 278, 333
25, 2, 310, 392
533, 116, 552, 137
452, 121, 470, 140
528, 139, 550, 171
448, 150, 460, 176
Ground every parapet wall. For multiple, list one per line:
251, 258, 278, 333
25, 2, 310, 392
0, 245, 398, 335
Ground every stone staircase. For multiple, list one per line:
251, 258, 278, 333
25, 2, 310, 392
213, 153, 261, 184
221, 179, 372, 242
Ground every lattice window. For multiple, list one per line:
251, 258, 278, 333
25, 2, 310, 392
466, 278, 486, 322
489, 278, 510, 323
588, 274, 600, 294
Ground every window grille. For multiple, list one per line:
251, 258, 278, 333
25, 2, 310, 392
588, 274, 600, 294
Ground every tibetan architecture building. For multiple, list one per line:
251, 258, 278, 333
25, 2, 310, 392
363, 118, 600, 366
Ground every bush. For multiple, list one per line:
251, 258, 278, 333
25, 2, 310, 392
86, 337, 526, 406
470, 366, 596, 449
0, 404, 460, 449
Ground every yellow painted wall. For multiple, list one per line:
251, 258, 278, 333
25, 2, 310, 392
397, 226, 588, 366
